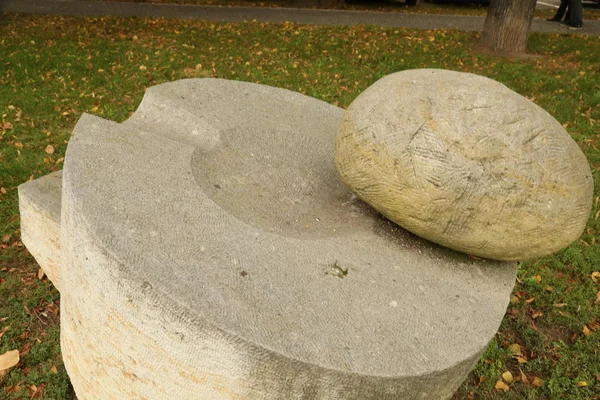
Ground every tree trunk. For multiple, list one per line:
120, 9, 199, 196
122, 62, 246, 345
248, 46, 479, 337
477, 0, 537, 55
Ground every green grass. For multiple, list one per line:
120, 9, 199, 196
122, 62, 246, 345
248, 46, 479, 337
1, 14, 599, 399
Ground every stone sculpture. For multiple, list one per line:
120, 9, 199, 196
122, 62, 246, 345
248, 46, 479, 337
20, 78, 518, 400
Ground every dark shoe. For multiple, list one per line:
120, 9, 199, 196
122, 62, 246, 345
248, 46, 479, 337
568, 23, 583, 29
546, 16, 562, 22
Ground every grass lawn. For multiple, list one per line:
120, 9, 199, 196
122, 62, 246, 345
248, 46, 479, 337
93, 0, 600, 20
1, 13, 599, 400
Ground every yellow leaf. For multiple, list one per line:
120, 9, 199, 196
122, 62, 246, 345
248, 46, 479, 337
50, 365, 58, 374
583, 325, 591, 337
532, 377, 544, 387
508, 343, 521, 355
517, 356, 528, 364
0, 350, 19, 371
502, 371, 514, 383
37, 268, 45, 280
577, 381, 587, 387
535, 275, 542, 283
592, 271, 600, 283
495, 380, 510, 392
596, 291, 600, 305
44, 144, 54, 154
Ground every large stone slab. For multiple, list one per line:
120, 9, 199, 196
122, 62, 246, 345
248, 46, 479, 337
37, 79, 516, 399
336, 69, 594, 261
18, 171, 62, 290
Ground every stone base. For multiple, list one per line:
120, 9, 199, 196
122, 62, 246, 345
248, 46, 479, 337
18, 171, 62, 290
20, 79, 517, 400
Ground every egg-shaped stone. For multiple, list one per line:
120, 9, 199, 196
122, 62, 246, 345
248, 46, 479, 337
335, 69, 594, 261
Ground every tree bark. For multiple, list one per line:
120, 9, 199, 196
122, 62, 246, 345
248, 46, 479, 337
477, 0, 537, 55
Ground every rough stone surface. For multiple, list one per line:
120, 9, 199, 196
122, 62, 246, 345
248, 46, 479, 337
336, 69, 594, 261
18, 170, 62, 290
56, 78, 516, 399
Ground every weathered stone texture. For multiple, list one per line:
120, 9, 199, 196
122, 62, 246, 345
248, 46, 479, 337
20, 78, 517, 399
336, 69, 594, 261
18, 171, 62, 290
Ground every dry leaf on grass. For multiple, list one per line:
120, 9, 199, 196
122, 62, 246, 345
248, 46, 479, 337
591, 271, 600, 283
495, 380, 510, 392
508, 343, 521, 355
520, 370, 530, 385
577, 381, 588, 387
583, 325, 591, 336
37, 268, 45, 280
44, 144, 54, 154
0, 350, 19, 371
532, 377, 544, 387
502, 371, 514, 383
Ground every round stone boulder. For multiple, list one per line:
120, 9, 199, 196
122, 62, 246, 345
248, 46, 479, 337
335, 69, 594, 261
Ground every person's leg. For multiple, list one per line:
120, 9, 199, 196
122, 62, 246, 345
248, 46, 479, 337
567, 0, 583, 27
548, 0, 569, 21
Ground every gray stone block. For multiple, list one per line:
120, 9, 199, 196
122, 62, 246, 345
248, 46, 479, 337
336, 69, 594, 261
18, 170, 62, 290
22, 78, 516, 399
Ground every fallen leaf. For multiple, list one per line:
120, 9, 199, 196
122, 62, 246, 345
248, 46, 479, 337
0, 187, 6, 194
14, 141, 23, 149
508, 343, 522, 355
577, 381, 587, 387
592, 271, 600, 283
583, 325, 591, 337
50, 365, 58, 374
1, 235, 10, 243
532, 377, 544, 387
596, 291, 600, 305
520, 370, 530, 385
0, 325, 9, 340
554, 303, 567, 308
37, 268, 45, 280
495, 380, 510, 392
44, 144, 54, 154
0, 350, 19, 371
532, 311, 543, 319
517, 356, 528, 364
526, 297, 535, 304
535, 275, 542, 283
502, 371, 514, 383
545, 286, 555, 293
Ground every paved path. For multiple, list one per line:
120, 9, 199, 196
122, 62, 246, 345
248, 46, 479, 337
1, 0, 599, 35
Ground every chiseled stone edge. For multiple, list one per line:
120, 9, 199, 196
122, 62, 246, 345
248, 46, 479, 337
18, 170, 62, 291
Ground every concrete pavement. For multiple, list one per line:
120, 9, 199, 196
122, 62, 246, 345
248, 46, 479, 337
1, 0, 599, 35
